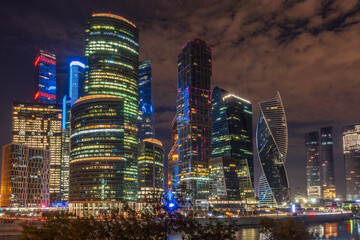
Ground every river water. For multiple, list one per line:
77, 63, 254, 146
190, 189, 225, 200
2, 219, 359, 239
169, 219, 360, 239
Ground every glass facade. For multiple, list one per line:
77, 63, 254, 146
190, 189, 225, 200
211, 86, 253, 201
209, 157, 240, 200
321, 127, 336, 199
60, 61, 85, 202
174, 38, 212, 199
0, 143, 50, 208
257, 92, 289, 206
68, 14, 139, 214
305, 132, 322, 200
138, 138, 164, 202
168, 116, 178, 190
343, 125, 360, 200
70, 95, 137, 203
258, 172, 274, 206
69, 60, 85, 106
138, 60, 155, 141
12, 102, 62, 203
34, 50, 56, 104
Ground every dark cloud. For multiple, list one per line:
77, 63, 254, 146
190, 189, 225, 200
1, 0, 359, 197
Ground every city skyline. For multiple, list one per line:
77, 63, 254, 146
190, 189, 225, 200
1, 0, 360, 197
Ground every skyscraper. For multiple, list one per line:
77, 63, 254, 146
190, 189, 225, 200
257, 92, 289, 206
168, 116, 178, 190
138, 60, 155, 141
305, 132, 322, 200
69, 13, 139, 216
343, 125, 360, 200
211, 86, 253, 201
173, 38, 212, 199
60, 60, 85, 202
138, 138, 164, 201
12, 102, 61, 203
209, 157, 240, 203
321, 127, 336, 199
69, 95, 138, 214
34, 50, 56, 104
69, 60, 85, 106
1, 143, 50, 208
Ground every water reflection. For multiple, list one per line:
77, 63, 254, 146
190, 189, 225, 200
168, 219, 360, 240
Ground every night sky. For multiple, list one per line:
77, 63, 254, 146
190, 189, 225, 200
1, 0, 360, 198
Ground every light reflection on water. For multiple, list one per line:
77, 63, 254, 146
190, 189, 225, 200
169, 219, 360, 240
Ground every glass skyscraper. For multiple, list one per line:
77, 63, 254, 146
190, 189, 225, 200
321, 127, 336, 199
174, 38, 212, 200
138, 138, 164, 202
69, 13, 139, 216
34, 50, 56, 104
138, 60, 155, 141
305, 132, 322, 200
168, 116, 178, 190
60, 60, 85, 202
257, 92, 289, 206
211, 86, 253, 201
343, 125, 360, 200
69, 60, 85, 106
12, 102, 62, 203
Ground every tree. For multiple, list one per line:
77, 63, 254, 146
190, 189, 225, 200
21, 192, 236, 240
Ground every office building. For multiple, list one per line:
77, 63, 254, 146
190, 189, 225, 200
138, 138, 164, 202
60, 60, 85, 202
168, 116, 178, 190
138, 60, 155, 141
258, 173, 274, 206
69, 13, 139, 216
69, 95, 138, 214
211, 86, 253, 201
34, 50, 56, 104
305, 132, 322, 200
257, 92, 289, 206
69, 60, 85, 106
209, 157, 241, 208
173, 38, 212, 200
1, 143, 50, 208
12, 102, 62, 203
343, 125, 360, 200
321, 127, 336, 199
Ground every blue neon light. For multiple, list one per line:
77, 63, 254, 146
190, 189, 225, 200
62, 95, 66, 129
70, 61, 85, 68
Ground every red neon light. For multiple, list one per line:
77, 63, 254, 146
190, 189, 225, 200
38, 92, 56, 100
40, 56, 56, 65
34, 92, 40, 100
34, 56, 41, 66
35, 56, 56, 67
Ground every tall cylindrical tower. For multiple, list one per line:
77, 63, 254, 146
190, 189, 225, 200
69, 13, 139, 215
